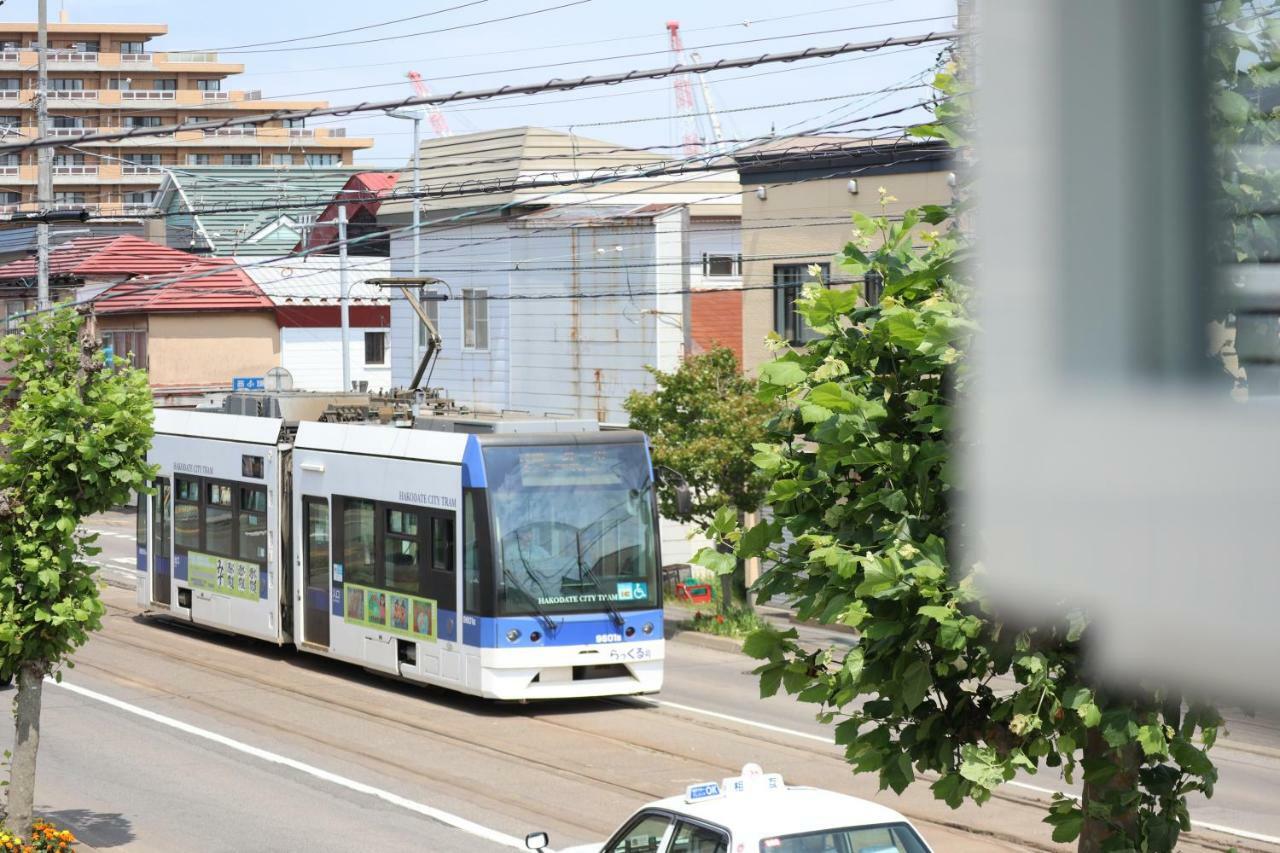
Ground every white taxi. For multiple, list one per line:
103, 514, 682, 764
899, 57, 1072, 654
525, 764, 933, 853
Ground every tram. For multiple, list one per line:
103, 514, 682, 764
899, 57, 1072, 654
135, 393, 665, 700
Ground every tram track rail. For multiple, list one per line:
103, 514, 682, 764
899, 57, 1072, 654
80, 601, 1269, 853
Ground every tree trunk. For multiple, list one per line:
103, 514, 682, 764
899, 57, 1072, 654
8, 660, 45, 836
1078, 727, 1141, 852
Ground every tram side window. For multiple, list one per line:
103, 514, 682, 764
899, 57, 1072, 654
342, 498, 377, 586
205, 483, 233, 555
136, 484, 148, 547
432, 516, 454, 573
175, 477, 201, 549
463, 492, 480, 612
384, 508, 420, 593
238, 486, 268, 562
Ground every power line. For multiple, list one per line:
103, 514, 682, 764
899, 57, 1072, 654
186, 1, 492, 53
0, 30, 956, 154
210, 0, 594, 56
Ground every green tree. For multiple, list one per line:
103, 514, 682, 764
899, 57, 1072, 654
0, 308, 155, 834
700, 68, 1227, 851
624, 347, 776, 605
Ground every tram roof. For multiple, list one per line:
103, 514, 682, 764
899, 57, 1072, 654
295, 420, 470, 464
154, 409, 284, 446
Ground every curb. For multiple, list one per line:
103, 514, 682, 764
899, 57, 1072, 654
663, 624, 745, 654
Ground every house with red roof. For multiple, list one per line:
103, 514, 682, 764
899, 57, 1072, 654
0, 235, 279, 404
296, 172, 399, 256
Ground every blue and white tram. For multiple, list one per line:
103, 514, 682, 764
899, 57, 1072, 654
136, 405, 665, 700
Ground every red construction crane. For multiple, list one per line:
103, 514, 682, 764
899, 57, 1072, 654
666, 21, 703, 155
407, 71, 452, 138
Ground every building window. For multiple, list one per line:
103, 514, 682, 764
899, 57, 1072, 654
225, 153, 260, 166
187, 153, 212, 166
52, 153, 84, 165
124, 116, 162, 128
702, 253, 741, 277
0, 79, 19, 91
416, 289, 441, 351
49, 79, 84, 91
51, 115, 84, 128
0, 115, 19, 129
124, 191, 156, 205
271, 153, 293, 166
106, 77, 131, 90
283, 117, 305, 128
131, 153, 161, 166
119, 41, 146, 54
101, 329, 147, 369
70, 41, 99, 53
304, 153, 340, 167
195, 79, 221, 91
0, 155, 16, 168
462, 289, 488, 350
773, 263, 828, 345
53, 192, 86, 204
0, 192, 18, 204
364, 331, 386, 366
153, 78, 177, 91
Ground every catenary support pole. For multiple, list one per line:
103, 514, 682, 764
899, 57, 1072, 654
35, 0, 51, 311
338, 204, 351, 391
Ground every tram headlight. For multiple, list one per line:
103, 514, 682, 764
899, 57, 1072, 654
506, 628, 521, 643
529, 631, 542, 643
625, 626, 636, 638
642, 622, 654, 635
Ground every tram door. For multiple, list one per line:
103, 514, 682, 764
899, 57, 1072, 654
302, 496, 330, 647
151, 477, 171, 606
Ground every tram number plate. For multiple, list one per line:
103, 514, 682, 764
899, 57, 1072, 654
608, 647, 653, 661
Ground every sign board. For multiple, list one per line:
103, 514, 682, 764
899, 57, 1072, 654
233, 376, 265, 391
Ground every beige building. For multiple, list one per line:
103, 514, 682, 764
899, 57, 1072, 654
0, 12, 372, 217
733, 138, 953, 373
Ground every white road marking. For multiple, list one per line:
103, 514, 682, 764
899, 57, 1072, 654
52, 679, 537, 851
642, 698, 1280, 846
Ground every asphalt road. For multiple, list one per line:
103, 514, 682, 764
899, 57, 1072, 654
18, 510, 1272, 853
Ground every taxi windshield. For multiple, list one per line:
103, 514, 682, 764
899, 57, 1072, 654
761, 822, 929, 853
483, 441, 659, 616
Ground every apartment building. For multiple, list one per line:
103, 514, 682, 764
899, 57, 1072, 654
0, 12, 372, 216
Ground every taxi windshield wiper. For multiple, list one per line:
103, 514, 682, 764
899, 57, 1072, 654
575, 528, 624, 630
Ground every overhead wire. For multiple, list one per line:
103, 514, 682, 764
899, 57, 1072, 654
0, 30, 957, 153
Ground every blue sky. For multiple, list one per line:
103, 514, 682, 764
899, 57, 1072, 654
7, 0, 958, 169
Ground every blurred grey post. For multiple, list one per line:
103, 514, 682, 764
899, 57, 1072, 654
970, 1, 1279, 702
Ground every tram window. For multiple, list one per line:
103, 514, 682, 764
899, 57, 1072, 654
238, 486, 268, 562
342, 498, 377, 586
305, 498, 329, 581
205, 483, 233, 555
136, 485, 148, 545
384, 507, 420, 593
463, 492, 481, 612
432, 516, 454, 572
175, 477, 200, 549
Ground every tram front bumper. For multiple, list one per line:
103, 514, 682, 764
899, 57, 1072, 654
479, 639, 664, 700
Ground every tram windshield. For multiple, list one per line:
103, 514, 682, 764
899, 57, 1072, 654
484, 441, 659, 616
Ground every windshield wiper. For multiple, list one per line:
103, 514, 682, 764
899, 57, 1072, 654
575, 528, 625, 630
503, 563, 558, 636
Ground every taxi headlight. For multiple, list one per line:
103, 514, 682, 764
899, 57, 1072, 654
642, 622, 654, 635
506, 628, 521, 643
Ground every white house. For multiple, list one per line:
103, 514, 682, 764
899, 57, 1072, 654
239, 256, 393, 393
379, 127, 745, 564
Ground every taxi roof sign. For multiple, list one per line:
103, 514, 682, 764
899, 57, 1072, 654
722, 763, 785, 795
684, 782, 723, 804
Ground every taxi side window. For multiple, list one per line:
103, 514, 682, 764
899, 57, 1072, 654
605, 813, 671, 853
669, 821, 728, 853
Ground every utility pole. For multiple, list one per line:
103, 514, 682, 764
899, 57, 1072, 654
35, 0, 51, 311
338, 204, 351, 391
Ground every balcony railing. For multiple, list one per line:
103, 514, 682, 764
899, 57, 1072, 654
166, 51, 220, 63
121, 165, 163, 175
0, 91, 18, 100
49, 90, 96, 100
119, 202, 154, 214
122, 90, 175, 101
0, 166, 17, 176
49, 127, 96, 137
52, 165, 97, 176
203, 127, 256, 137
48, 50, 98, 62
201, 91, 229, 101
287, 128, 314, 137
50, 202, 93, 211
0, 204, 17, 214
119, 53, 153, 63
0, 52, 17, 62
